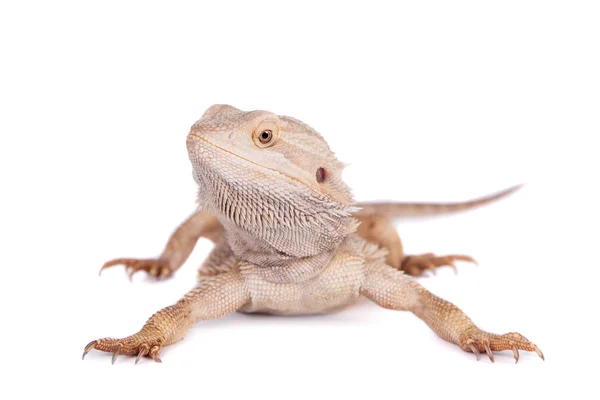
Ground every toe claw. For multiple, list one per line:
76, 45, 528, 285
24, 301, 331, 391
99, 259, 124, 276
111, 344, 122, 365
452, 255, 477, 265
136, 344, 149, 364
424, 263, 437, 275
534, 345, 545, 361
149, 345, 162, 363
468, 342, 481, 361
447, 261, 458, 275
484, 342, 494, 363
82, 340, 97, 360
465, 256, 477, 265
512, 345, 519, 364
128, 267, 141, 282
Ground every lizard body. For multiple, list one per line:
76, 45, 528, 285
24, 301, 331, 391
85, 104, 542, 364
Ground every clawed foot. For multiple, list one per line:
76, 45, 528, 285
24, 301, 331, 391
100, 258, 173, 280
83, 335, 164, 364
460, 329, 544, 363
401, 253, 476, 276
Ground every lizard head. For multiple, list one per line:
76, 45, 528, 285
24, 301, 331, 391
187, 104, 357, 258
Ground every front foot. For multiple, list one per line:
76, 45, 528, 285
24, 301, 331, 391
100, 257, 173, 280
83, 332, 165, 364
459, 328, 544, 363
401, 253, 476, 276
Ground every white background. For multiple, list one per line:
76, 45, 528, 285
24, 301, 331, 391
1, 1, 598, 399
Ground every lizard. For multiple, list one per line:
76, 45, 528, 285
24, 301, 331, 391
83, 104, 543, 364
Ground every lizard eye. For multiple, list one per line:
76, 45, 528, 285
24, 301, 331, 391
259, 130, 273, 144
316, 167, 326, 183
253, 121, 279, 148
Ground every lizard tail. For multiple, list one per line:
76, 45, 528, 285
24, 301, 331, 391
353, 184, 523, 218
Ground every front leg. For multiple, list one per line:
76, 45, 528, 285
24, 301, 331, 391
101, 211, 224, 279
83, 271, 249, 363
360, 262, 544, 363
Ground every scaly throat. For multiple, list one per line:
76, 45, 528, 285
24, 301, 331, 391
238, 247, 337, 284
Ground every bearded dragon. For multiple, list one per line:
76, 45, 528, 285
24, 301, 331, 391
83, 104, 543, 364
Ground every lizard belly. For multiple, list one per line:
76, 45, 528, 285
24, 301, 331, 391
238, 249, 366, 315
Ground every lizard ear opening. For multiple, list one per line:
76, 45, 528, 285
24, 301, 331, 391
316, 167, 326, 183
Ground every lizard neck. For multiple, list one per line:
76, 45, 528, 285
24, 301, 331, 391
220, 217, 352, 283
239, 249, 337, 284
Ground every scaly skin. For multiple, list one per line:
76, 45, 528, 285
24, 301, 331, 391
84, 104, 542, 364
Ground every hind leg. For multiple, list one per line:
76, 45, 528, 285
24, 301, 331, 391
356, 216, 475, 276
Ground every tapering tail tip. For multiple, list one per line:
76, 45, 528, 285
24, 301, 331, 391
483, 183, 524, 203
354, 184, 525, 218
503, 183, 525, 196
